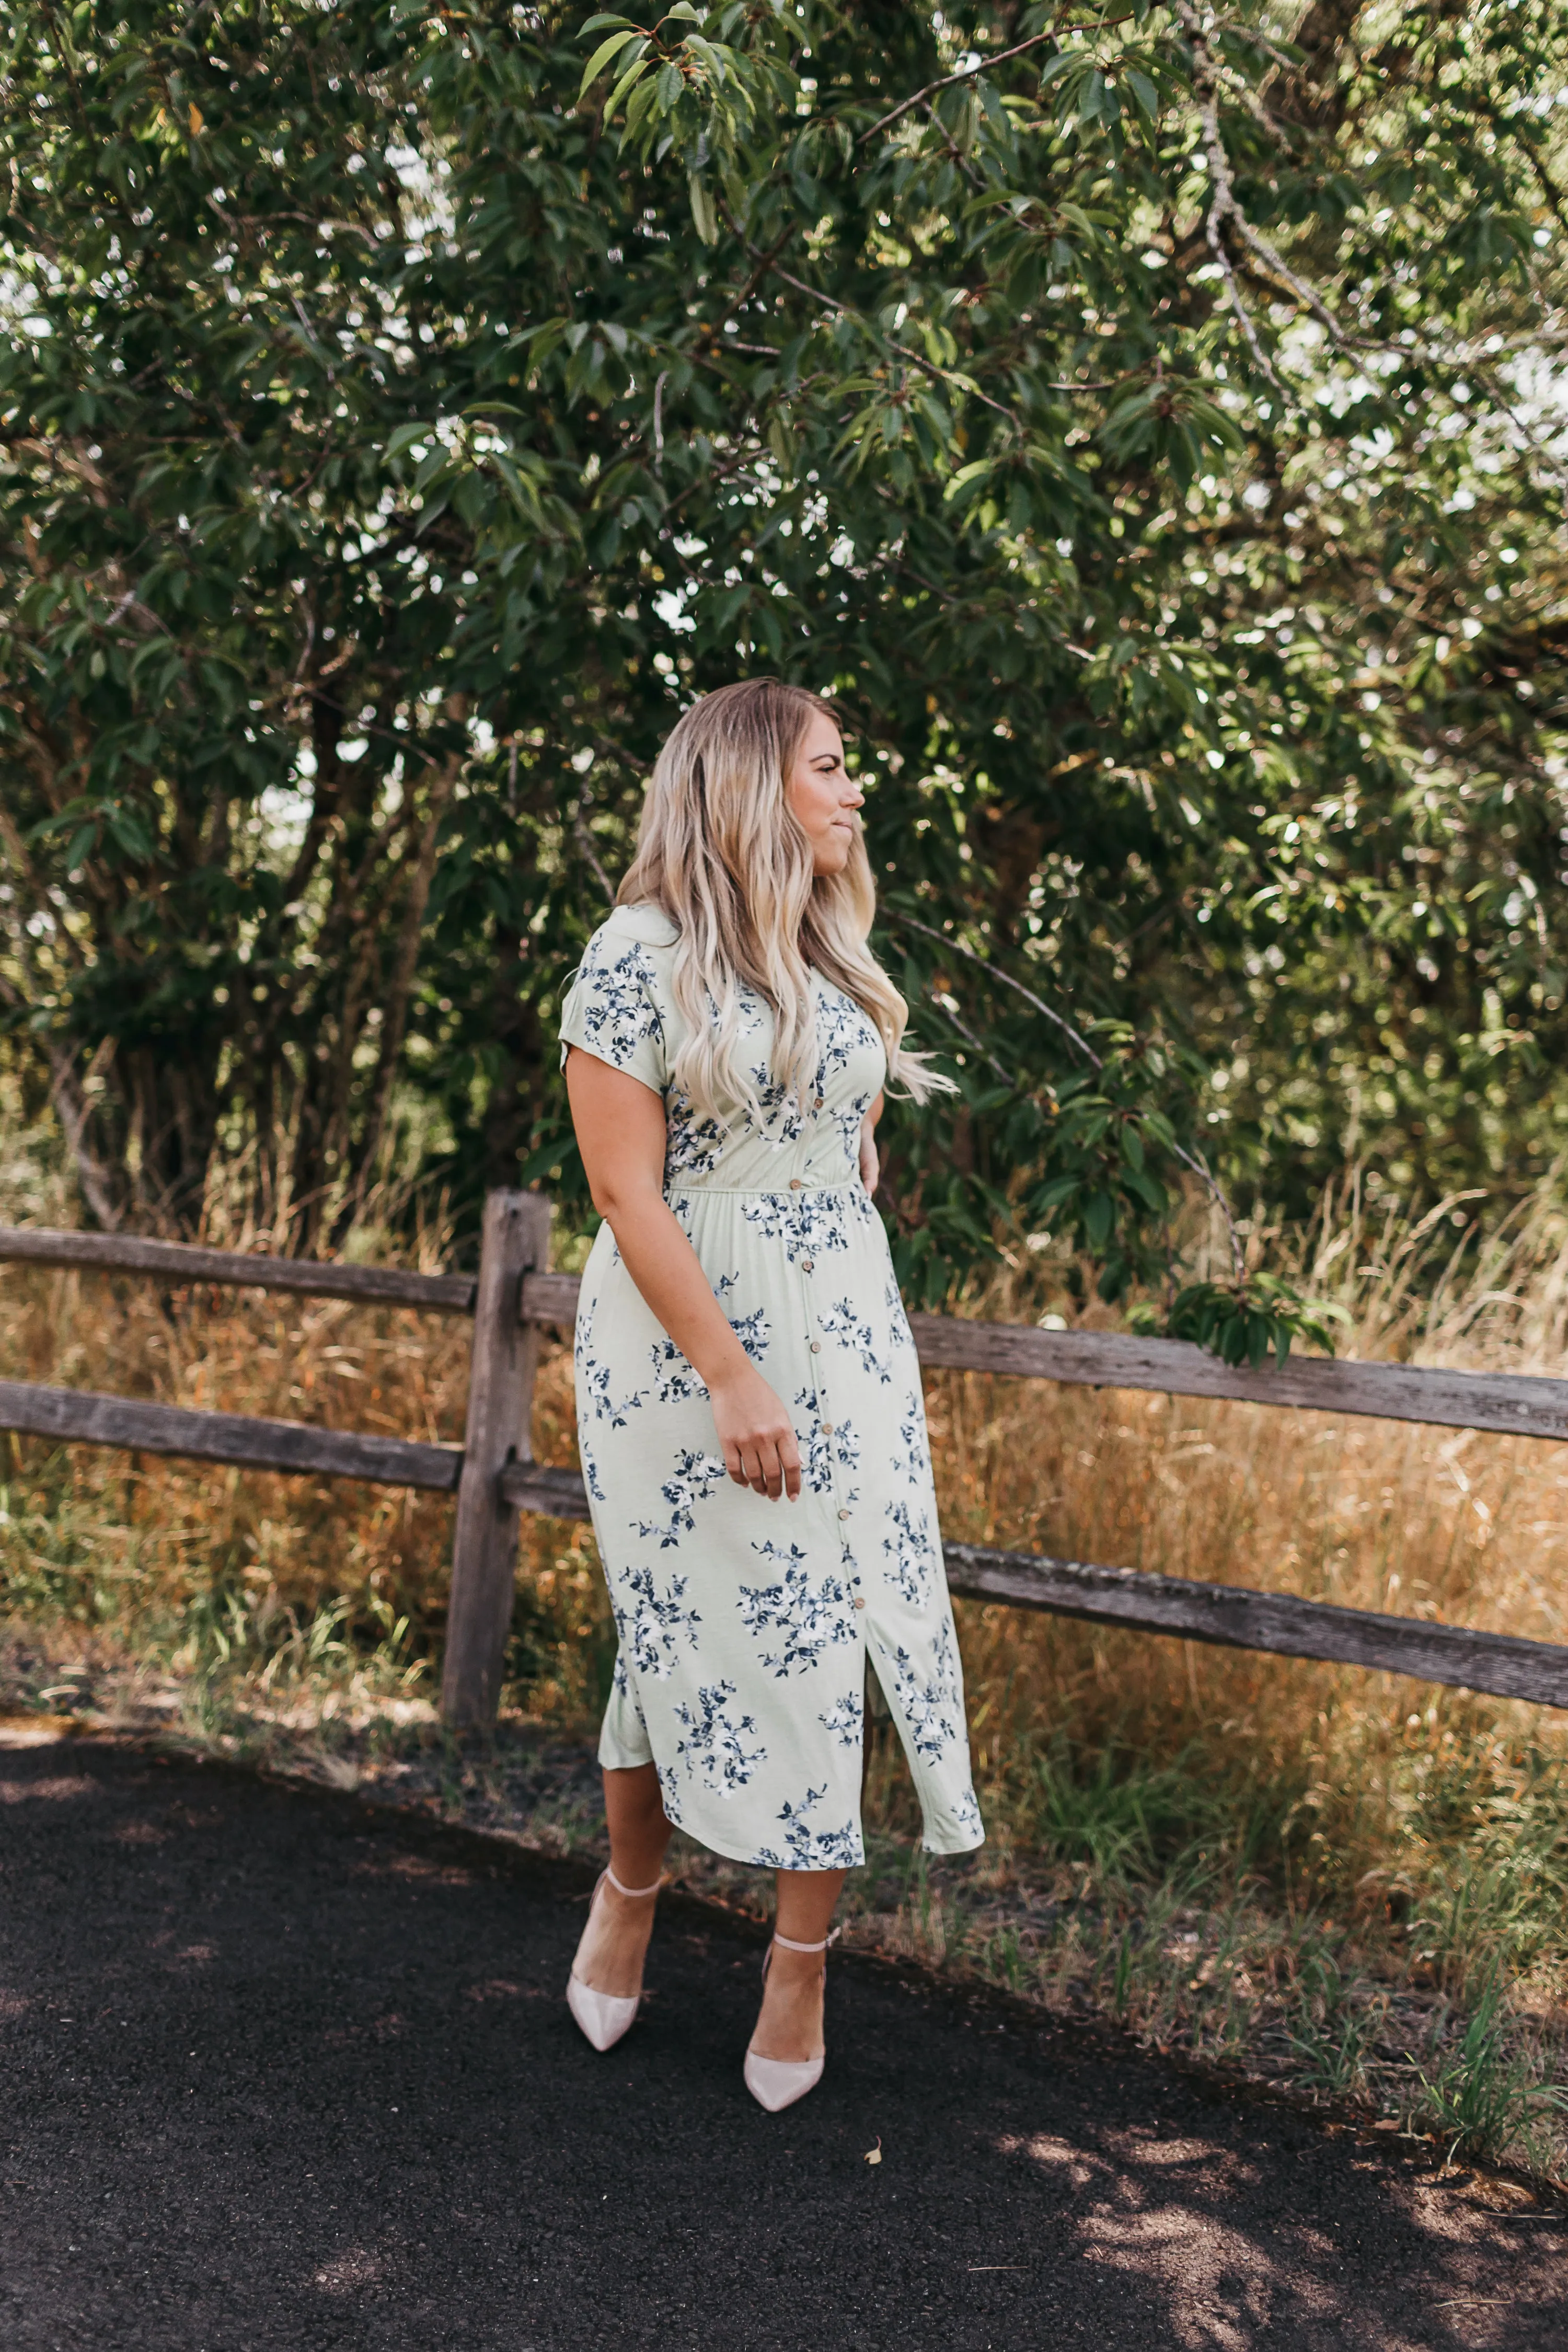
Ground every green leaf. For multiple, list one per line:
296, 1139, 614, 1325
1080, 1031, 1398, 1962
689, 172, 719, 245
623, 70, 665, 138
603, 48, 652, 120
578, 27, 641, 101
1125, 68, 1159, 121
1082, 1190, 1115, 1250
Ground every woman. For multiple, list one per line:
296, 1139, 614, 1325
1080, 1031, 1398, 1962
558, 678, 984, 2112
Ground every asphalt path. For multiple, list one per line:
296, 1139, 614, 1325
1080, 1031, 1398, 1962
1, 1737, 1563, 2351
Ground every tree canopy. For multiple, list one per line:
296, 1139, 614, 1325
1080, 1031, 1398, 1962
3, 2, 1566, 1342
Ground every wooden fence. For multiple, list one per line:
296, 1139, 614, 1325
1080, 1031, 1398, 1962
3, 1187, 1567, 1725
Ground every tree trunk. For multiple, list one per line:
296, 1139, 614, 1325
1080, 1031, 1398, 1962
482, 924, 548, 1194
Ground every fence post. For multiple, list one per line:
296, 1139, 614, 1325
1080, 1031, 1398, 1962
441, 1186, 551, 1731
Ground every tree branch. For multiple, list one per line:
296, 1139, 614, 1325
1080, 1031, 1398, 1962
858, 17, 1136, 144
884, 905, 1246, 1278
741, 241, 1026, 430
883, 906, 1104, 1068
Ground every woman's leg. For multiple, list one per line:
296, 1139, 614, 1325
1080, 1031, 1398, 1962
572, 1763, 673, 1998
750, 1867, 847, 2062
606, 1759, 672, 1883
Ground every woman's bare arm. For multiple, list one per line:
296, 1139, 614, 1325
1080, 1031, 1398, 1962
859, 1089, 884, 1194
565, 1046, 802, 1501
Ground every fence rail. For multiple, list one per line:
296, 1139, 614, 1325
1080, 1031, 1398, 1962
3, 1205, 1566, 1724
0, 1222, 477, 1316
0, 1378, 461, 1492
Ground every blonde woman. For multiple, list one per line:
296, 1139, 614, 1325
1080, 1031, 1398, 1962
558, 678, 984, 2112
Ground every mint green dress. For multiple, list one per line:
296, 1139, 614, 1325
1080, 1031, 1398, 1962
559, 902, 984, 1870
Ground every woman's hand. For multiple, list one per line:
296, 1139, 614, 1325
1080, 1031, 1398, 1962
710, 1361, 802, 1500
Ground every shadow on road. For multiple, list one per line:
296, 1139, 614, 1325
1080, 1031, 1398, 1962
1, 1739, 1562, 2350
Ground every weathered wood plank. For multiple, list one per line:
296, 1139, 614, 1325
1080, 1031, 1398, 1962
0, 1379, 462, 1491
498, 1461, 594, 1519
520, 1270, 584, 1328
521, 1270, 1568, 1442
909, 1317, 1568, 1443
942, 1543, 1568, 1709
442, 1192, 551, 1731
0, 1225, 476, 1315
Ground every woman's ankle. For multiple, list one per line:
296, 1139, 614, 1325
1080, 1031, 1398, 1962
606, 1850, 668, 1896
753, 1957, 826, 2060
575, 1875, 659, 1995
766, 1938, 826, 1982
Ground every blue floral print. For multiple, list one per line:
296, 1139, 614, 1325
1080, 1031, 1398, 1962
746, 1063, 809, 1150
574, 934, 664, 1068
674, 1680, 767, 1796
635, 1447, 729, 1548
950, 1786, 984, 1838
886, 1619, 963, 1765
890, 1389, 928, 1479
618, 1564, 702, 1679
817, 1296, 893, 1383
577, 1304, 648, 1429
793, 1392, 864, 1495
882, 1274, 916, 1348
580, 1362, 647, 1428
752, 1783, 862, 1871
881, 1497, 939, 1606
737, 1541, 856, 1677
665, 1093, 727, 1182
818, 1691, 863, 1749
740, 1188, 853, 1263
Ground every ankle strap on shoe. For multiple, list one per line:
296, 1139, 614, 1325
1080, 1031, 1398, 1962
771, 1926, 841, 1955
604, 1864, 664, 1900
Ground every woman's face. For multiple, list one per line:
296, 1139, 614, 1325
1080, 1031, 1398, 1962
785, 712, 862, 876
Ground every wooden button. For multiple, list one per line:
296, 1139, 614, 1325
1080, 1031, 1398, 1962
821, 1422, 834, 1436
800, 1258, 814, 1272
853, 1597, 866, 1610
810, 1341, 822, 1353
837, 1508, 851, 1521
788, 1178, 803, 1190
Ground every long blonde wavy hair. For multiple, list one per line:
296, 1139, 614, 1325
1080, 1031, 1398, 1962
616, 678, 954, 1127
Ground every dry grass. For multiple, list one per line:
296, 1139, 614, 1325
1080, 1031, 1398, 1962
0, 1103, 609, 1724
3, 1109, 1567, 2175
927, 1176, 1568, 1964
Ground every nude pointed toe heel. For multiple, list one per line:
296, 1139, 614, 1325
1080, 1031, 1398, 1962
567, 1973, 642, 2053
744, 1926, 839, 2113
566, 1864, 663, 2053
743, 2048, 825, 2112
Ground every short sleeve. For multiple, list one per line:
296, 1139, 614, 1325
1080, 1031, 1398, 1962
558, 920, 670, 1097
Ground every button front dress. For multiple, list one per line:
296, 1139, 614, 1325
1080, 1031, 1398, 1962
559, 902, 985, 1870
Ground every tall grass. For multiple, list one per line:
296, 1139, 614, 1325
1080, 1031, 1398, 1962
3, 1118, 1567, 2172
928, 1177, 1568, 1963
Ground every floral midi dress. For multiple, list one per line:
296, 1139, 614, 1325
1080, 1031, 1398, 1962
559, 901, 985, 1871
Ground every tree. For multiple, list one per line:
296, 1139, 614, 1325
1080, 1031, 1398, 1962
2, 4, 1565, 1342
